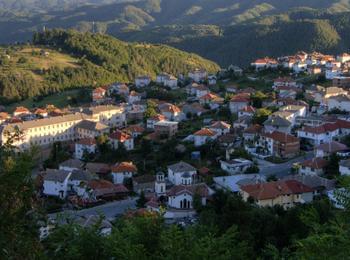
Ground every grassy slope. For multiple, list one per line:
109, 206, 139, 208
0, 46, 80, 82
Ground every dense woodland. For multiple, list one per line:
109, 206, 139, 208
3, 1, 350, 66
0, 29, 218, 103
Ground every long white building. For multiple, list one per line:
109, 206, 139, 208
1, 105, 126, 150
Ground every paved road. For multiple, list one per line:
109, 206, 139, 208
257, 151, 314, 178
49, 197, 137, 221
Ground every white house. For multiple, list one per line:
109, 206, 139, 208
229, 95, 250, 113
135, 76, 151, 88
251, 58, 278, 71
297, 123, 339, 145
299, 158, 328, 176
208, 74, 217, 85
208, 121, 231, 136
188, 69, 207, 82
167, 183, 213, 209
128, 91, 142, 104
238, 106, 255, 118
326, 67, 342, 80
337, 53, 350, 63
328, 95, 350, 112
75, 138, 97, 160
111, 162, 137, 184
316, 141, 348, 158
339, 159, 350, 176
193, 128, 218, 147
43, 169, 72, 199
159, 103, 182, 122
167, 161, 197, 185
146, 114, 166, 129
109, 130, 134, 151
220, 159, 254, 175
156, 73, 178, 89
292, 62, 307, 73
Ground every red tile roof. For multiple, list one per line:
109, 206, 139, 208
111, 162, 137, 173
240, 180, 314, 200
244, 124, 263, 134
34, 108, 47, 114
194, 128, 217, 136
300, 158, 328, 169
263, 131, 299, 143
239, 105, 256, 113
88, 180, 128, 196
0, 112, 9, 120
14, 106, 29, 113
124, 124, 145, 133
93, 87, 106, 94
302, 123, 339, 134
230, 93, 250, 103
76, 138, 96, 146
109, 130, 132, 142
253, 58, 278, 64
159, 103, 181, 113
210, 121, 231, 129
149, 114, 166, 121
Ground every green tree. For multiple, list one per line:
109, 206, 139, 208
136, 191, 147, 208
0, 130, 43, 259
252, 108, 272, 125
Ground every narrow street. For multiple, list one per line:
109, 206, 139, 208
257, 151, 314, 178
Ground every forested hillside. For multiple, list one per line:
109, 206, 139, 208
118, 8, 350, 66
2, 0, 350, 66
0, 29, 218, 103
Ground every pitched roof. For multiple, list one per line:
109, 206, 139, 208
14, 106, 29, 113
316, 141, 348, 153
168, 161, 196, 172
239, 106, 256, 113
0, 112, 9, 120
230, 94, 250, 103
34, 108, 47, 115
263, 131, 299, 143
240, 180, 313, 200
209, 121, 231, 130
159, 103, 181, 113
244, 124, 263, 134
264, 116, 291, 127
194, 128, 217, 136
43, 169, 71, 182
93, 87, 106, 94
88, 180, 128, 196
76, 138, 96, 146
167, 183, 211, 197
111, 162, 137, 173
302, 123, 339, 134
109, 130, 132, 141
60, 159, 83, 169
76, 120, 109, 132
300, 158, 328, 169
70, 169, 95, 181
148, 114, 166, 121
124, 124, 145, 133
283, 175, 336, 191
133, 175, 156, 184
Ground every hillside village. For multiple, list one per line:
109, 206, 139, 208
3, 50, 350, 235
